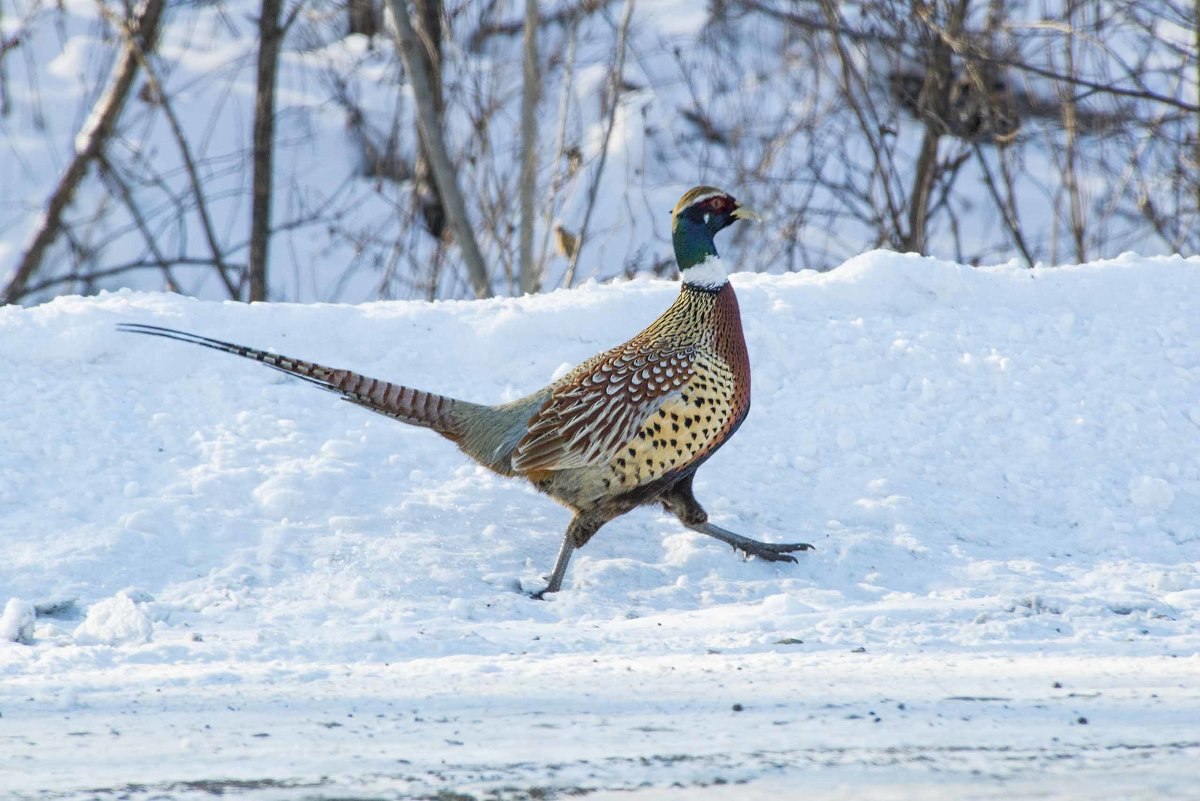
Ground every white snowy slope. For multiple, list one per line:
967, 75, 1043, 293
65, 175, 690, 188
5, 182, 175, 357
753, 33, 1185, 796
1, 251, 1199, 799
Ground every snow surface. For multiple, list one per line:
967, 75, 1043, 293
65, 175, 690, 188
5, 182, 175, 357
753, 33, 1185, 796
2, 251, 1199, 799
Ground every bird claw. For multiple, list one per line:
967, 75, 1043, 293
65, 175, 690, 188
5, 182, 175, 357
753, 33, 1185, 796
734, 541, 814, 562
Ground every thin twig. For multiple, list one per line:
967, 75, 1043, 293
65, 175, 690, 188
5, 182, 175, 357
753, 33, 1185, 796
535, 16, 579, 280
517, 0, 540, 294
1061, 0, 1087, 262
96, 2, 240, 298
563, 0, 634, 288
816, 0, 907, 247
95, 152, 180, 292
467, 0, 610, 50
973, 143, 1035, 267
22, 258, 248, 296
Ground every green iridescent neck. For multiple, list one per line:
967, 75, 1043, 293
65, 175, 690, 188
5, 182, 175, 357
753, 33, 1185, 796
672, 217, 719, 272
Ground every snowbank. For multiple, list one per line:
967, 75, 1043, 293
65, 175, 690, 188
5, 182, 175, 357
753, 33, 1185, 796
1, 252, 1198, 798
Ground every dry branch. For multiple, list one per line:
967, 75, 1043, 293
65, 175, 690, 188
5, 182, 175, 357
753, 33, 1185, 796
534, 16, 580, 281
384, 0, 492, 298
467, 0, 609, 51
2, 0, 166, 306
563, 0, 634, 288
98, 2, 240, 298
517, 0, 540, 294
96, 153, 180, 292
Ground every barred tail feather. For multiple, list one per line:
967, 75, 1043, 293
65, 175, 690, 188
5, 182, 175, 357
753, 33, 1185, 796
116, 323, 467, 439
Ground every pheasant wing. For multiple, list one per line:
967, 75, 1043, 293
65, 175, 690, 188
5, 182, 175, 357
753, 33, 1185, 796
512, 342, 696, 472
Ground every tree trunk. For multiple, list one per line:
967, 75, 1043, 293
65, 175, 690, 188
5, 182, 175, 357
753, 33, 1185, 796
902, 127, 940, 253
1193, 0, 1199, 228
900, 0, 967, 254
347, 0, 378, 37
1, 0, 166, 306
411, 0, 447, 240
517, 0, 540, 294
248, 0, 283, 303
384, 0, 492, 298
1061, 0, 1086, 263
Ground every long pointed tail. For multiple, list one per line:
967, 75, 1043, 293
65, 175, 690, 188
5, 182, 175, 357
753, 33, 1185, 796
117, 323, 469, 439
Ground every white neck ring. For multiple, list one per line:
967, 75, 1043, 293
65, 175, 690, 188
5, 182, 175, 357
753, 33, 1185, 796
682, 254, 729, 290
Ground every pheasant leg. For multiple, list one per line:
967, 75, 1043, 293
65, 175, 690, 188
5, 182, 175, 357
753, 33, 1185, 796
534, 512, 607, 598
683, 519, 813, 562
534, 536, 575, 598
663, 474, 813, 561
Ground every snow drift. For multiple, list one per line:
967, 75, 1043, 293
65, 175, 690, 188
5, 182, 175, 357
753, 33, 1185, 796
1, 251, 1198, 798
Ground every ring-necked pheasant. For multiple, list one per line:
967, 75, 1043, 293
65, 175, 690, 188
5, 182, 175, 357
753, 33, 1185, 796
118, 186, 813, 595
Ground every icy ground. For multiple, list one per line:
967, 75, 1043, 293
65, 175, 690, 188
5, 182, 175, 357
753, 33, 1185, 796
2, 251, 1199, 799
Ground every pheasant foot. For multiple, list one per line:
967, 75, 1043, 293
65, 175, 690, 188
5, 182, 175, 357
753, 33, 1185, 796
685, 520, 813, 562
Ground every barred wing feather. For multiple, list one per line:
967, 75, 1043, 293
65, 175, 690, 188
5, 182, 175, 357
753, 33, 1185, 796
512, 342, 697, 472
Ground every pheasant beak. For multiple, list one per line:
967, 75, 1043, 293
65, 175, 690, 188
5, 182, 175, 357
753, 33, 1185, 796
731, 204, 761, 223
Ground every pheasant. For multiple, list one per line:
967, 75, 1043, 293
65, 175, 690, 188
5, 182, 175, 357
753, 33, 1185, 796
118, 186, 813, 595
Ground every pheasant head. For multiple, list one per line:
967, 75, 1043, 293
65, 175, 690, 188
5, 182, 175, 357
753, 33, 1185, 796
670, 186, 759, 288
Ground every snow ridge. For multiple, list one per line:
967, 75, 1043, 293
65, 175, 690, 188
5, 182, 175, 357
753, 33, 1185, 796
2, 252, 1199, 798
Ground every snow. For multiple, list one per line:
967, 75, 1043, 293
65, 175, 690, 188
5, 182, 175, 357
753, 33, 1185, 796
3, 1, 1197, 792
0, 599, 36, 644
72, 591, 156, 646
2, 251, 1199, 798
2, 250, 1199, 797
1129, 475, 1176, 511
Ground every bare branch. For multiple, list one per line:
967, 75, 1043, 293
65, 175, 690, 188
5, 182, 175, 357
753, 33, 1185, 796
96, 152, 181, 292
1060, 0, 1087, 263
467, 0, 609, 51
517, 0, 540, 294
563, 0, 634, 288
535, 17, 580, 279
973, 143, 1035, 268
2, 0, 167, 306
22, 258, 248, 297
816, 0, 907, 248
97, 2, 241, 299
385, 0, 493, 298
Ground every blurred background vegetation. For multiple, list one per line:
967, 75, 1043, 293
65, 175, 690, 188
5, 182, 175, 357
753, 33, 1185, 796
1, 0, 1196, 304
